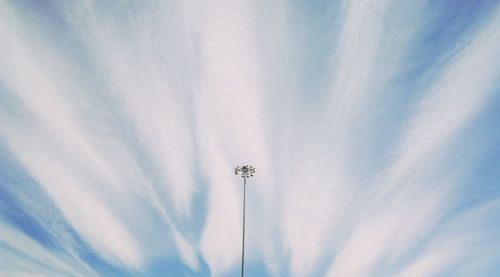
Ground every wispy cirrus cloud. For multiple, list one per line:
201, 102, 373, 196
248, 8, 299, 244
1, 0, 500, 276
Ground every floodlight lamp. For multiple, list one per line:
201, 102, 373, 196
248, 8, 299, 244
234, 165, 256, 178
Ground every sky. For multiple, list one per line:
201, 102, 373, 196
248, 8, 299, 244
1, 0, 500, 276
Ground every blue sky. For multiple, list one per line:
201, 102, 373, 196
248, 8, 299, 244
1, 0, 500, 276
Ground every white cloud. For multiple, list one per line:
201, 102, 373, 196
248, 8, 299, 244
1, 0, 500, 276
0, 126, 143, 268
388, 6, 500, 186
1, 1, 201, 272
191, 0, 276, 275
325, 5, 500, 276
0, 220, 96, 277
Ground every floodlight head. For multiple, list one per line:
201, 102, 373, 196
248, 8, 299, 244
234, 165, 255, 178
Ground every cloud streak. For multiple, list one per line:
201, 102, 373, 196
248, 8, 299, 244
1, 0, 500, 276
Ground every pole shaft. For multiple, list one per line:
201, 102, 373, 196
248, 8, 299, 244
241, 177, 246, 277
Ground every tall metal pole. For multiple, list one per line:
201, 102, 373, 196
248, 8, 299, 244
241, 176, 246, 277
234, 165, 255, 277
